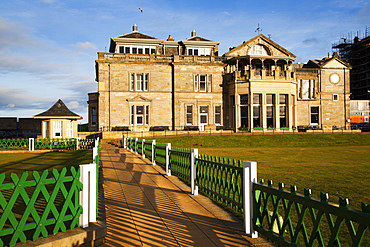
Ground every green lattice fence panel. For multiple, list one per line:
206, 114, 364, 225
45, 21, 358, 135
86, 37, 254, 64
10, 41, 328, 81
170, 147, 191, 183
143, 140, 153, 162
254, 180, 370, 246
136, 139, 143, 155
78, 139, 94, 150
127, 138, 136, 150
154, 143, 167, 167
196, 155, 243, 215
0, 168, 82, 247
0, 139, 29, 150
34, 139, 77, 150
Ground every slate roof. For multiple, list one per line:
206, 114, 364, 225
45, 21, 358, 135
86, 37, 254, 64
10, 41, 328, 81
34, 99, 82, 119
186, 36, 211, 42
117, 32, 157, 39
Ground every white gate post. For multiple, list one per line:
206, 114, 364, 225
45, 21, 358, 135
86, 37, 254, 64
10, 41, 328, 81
243, 161, 258, 238
191, 148, 199, 195
152, 140, 156, 165
142, 139, 145, 159
28, 138, 34, 151
165, 143, 171, 176
79, 163, 97, 228
124, 137, 127, 149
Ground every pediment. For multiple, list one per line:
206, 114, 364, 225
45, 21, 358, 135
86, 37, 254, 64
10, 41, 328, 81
128, 95, 152, 102
224, 34, 296, 59
321, 58, 350, 69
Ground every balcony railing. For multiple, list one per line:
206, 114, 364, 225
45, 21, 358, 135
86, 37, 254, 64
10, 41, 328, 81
98, 52, 225, 64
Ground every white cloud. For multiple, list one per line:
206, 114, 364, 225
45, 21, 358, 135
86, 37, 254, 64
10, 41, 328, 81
75, 41, 97, 51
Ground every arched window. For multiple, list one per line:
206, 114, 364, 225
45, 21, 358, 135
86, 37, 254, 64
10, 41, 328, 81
248, 45, 269, 56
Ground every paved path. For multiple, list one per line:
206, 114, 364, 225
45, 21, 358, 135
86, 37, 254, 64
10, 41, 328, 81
100, 147, 274, 246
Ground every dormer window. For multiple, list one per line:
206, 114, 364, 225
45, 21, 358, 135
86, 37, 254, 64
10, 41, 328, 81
118, 45, 156, 54
188, 47, 211, 56
249, 45, 269, 56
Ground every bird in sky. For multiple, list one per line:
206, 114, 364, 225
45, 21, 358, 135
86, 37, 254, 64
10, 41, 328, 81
138, 8, 143, 12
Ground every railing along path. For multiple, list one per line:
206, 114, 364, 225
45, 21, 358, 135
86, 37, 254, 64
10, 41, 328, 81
126, 137, 370, 246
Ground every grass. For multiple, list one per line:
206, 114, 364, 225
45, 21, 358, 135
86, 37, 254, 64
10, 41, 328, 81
153, 134, 370, 245
155, 134, 370, 148
154, 134, 370, 210
0, 150, 93, 177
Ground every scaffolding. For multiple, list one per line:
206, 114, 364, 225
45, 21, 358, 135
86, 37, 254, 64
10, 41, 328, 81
332, 26, 370, 100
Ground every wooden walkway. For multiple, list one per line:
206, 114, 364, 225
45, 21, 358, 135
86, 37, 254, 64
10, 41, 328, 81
100, 146, 274, 246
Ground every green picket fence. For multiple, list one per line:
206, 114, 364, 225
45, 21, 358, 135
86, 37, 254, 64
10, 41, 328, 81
170, 146, 192, 184
196, 154, 244, 216
253, 180, 370, 246
125, 137, 370, 246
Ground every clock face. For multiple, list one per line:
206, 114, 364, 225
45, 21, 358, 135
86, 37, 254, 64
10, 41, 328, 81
330, 73, 340, 84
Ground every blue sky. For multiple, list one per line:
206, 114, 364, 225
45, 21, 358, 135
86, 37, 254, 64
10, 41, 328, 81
0, 0, 369, 123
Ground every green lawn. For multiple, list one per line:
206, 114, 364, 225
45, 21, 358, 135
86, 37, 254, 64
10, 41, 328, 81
0, 150, 93, 176
154, 134, 370, 210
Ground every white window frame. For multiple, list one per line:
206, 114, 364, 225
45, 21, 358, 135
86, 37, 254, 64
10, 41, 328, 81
199, 106, 209, 126
299, 80, 315, 99
266, 94, 275, 128
119, 45, 156, 54
310, 106, 320, 125
130, 73, 149, 91
214, 105, 221, 125
188, 47, 211, 56
186, 105, 193, 125
66, 121, 73, 138
130, 105, 149, 125
279, 94, 288, 128
53, 121, 62, 138
194, 74, 212, 92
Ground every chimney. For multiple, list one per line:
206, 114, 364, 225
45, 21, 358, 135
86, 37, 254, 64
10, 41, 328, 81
133, 24, 138, 32
191, 30, 196, 37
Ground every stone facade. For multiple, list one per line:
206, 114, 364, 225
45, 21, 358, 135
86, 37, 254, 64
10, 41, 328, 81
90, 25, 351, 132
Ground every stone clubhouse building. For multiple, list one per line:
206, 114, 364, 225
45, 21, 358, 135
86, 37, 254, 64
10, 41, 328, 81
88, 24, 351, 133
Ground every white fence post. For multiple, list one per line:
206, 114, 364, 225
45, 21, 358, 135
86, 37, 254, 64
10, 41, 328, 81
124, 137, 127, 149
79, 163, 97, 228
142, 139, 145, 159
152, 140, 156, 165
28, 138, 34, 151
165, 143, 171, 176
135, 138, 138, 154
243, 161, 258, 238
191, 148, 199, 195
76, 138, 80, 150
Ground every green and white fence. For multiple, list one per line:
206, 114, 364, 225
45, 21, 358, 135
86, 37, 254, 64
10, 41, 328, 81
126, 137, 370, 246
0, 138, 95, 151
0, 138, 100, 247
